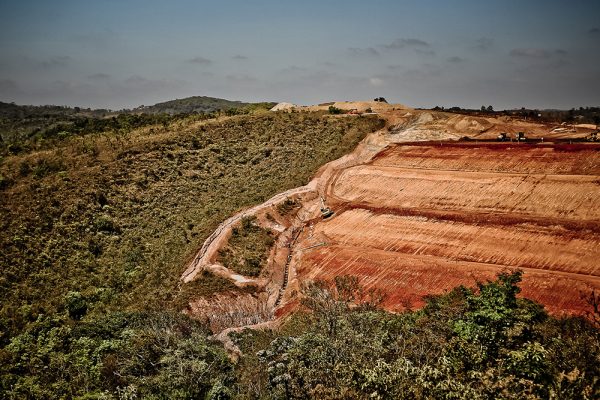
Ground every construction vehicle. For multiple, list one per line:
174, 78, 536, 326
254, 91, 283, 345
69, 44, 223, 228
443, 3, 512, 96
497, 132, 509, 141
587, 131, 599, 142
515, 132, 527, 142
320, 197, 334, 219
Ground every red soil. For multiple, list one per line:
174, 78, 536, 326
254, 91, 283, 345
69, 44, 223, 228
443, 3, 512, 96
298, 245, 597, 316
294, 144, 600, 317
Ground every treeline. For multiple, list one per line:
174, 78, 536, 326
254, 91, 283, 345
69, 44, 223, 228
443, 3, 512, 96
245, 271, 599, 399
0, 101, 111, 119
1, 112, 209, 156
429, 105, 600, 125
0, 98, 276, 155
1, 272, 598, 398
532, 107, 600, 125
0, 101, 111, 150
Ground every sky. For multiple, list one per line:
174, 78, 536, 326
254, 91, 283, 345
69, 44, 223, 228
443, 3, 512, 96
1, 0, 599, 110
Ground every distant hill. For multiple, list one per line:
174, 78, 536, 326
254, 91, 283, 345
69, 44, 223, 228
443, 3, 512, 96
0, 101, 110, 118
0, 101, 113, 147
0, 97, 276, 150
135, 96, 275, 114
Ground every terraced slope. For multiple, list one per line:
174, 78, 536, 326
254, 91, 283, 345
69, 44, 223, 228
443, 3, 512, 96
294, 143, 600, 316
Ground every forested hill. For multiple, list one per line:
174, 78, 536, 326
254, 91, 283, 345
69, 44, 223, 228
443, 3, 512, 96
0, 97, 275, 152
136, 96, 275, 114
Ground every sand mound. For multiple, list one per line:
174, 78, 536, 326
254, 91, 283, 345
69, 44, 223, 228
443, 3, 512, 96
333, 101, 407, 112
574, 124, 597, 130
270, 102, 297, 111
449, 115, 493, 132
416, 112, 435, 124
303, 100, 410, 113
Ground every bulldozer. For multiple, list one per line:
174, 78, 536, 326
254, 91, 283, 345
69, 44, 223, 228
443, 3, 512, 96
320, 197, 334, 219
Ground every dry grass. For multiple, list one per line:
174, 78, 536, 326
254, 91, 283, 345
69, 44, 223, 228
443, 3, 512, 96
217, 216, 274, 277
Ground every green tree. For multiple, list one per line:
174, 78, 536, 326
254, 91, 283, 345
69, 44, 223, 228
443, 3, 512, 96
328, 105, 343, 114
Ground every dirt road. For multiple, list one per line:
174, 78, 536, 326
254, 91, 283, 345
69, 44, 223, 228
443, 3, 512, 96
181, 181, 317, 283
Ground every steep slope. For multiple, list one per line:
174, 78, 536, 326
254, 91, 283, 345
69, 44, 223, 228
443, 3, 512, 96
293, 142, 600, 316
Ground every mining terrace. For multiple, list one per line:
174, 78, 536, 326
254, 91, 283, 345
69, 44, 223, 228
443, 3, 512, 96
182, 103, 600, 332
296, 142, 600, 316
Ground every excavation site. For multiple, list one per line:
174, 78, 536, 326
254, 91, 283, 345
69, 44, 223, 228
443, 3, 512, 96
181, 102, 600, 333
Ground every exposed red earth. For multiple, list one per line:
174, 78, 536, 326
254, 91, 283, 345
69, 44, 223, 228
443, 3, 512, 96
293, 143, 600, 316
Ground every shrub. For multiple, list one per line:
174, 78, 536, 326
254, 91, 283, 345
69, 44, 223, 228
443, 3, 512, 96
255, 272, 598, 400
328, 105, 343, 114
31, 158, 65, 178
218, 216, 274, 277
277, 197, 299, 216
0, 173, 10, 189
93, 215, 118, 233
65, 291, 87, 320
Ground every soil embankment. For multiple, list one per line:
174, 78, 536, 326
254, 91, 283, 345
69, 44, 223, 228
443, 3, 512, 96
294, 143, 600, 316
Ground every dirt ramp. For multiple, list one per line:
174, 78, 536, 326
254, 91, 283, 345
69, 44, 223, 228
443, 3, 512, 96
187, 292, 273, 333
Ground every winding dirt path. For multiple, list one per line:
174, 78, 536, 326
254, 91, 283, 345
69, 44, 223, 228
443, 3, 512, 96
180, 109, 402, 285
181, 181, 317, 283
178, 110, 403, 355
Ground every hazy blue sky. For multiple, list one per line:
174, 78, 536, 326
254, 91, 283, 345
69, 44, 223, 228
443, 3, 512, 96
1, 0, 599, 109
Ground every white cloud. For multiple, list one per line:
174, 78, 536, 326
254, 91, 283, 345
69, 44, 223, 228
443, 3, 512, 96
369, 77, 384, 87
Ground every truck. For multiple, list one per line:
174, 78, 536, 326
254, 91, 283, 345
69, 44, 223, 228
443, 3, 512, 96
497, 132, 509, 141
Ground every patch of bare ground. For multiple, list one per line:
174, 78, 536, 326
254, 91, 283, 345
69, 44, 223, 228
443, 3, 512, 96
330, 165, 600, 220
297, 245, 598, 316
291, 141, 600, 318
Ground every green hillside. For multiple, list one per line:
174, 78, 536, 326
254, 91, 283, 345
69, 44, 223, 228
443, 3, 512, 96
137, 96, 275, 114
0, 97, 274, 152
0, 111, 384, 338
